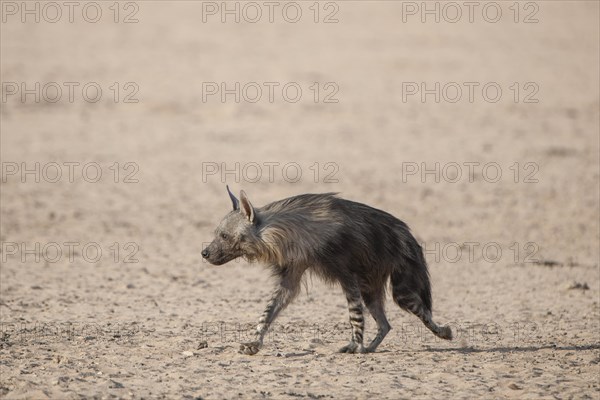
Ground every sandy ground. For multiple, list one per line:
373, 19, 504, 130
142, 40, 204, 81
1, 1, 599, 399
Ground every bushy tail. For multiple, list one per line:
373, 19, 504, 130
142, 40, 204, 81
422, 310, 453, 340
391, 242, 452, 341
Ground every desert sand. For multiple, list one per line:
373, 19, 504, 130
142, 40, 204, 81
0, 1, 599, 399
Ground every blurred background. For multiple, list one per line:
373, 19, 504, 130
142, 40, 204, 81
1, 1, 599, 398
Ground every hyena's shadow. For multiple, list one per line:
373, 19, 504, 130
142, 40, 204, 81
418, 343, 600, 354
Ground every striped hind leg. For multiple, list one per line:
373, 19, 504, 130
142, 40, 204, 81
363, 292, 391, 353
338, 284, 366, 354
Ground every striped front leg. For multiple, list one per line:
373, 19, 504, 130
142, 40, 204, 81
239, 267, 302, 355
238, 290, 282, 355
339, 285, 366, 354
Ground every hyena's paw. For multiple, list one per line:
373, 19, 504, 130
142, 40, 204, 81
363, 345, 378, 353
338, 342, 366, 354
239, 341, 262, 355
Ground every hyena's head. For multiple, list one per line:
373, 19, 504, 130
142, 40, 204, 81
202, 186, 261, 265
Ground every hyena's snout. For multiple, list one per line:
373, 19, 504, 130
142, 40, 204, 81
201, 248, 210, 259
201, 242, 217, 263
202, 241, 235, 265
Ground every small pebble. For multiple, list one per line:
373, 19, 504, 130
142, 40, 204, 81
197, 341, 208, 349
508, 383, 522, 390
567, 282, 589, 290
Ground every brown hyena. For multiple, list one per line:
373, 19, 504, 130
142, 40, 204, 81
202, 186, 452, 355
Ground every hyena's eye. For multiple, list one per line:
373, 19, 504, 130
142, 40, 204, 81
220, 233, 229, 240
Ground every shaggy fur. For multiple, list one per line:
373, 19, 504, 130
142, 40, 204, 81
202, 186, 452, 355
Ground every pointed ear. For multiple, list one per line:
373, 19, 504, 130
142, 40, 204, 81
226, 185, 239, 210
239, 190, 255, 223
